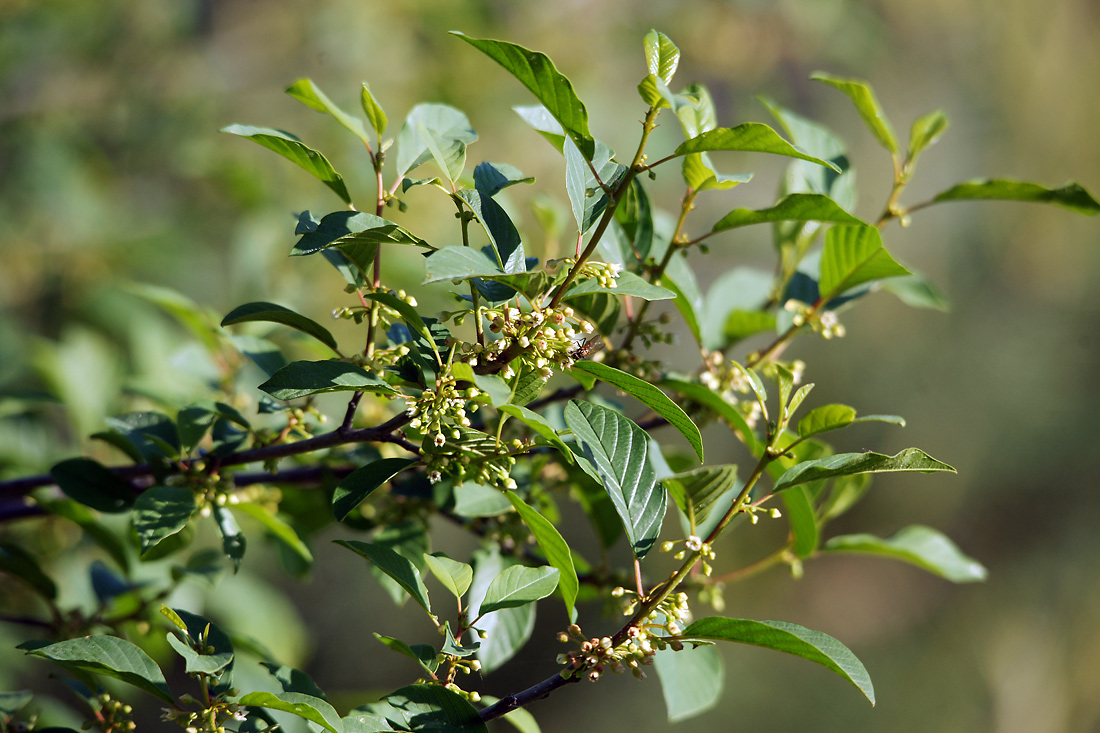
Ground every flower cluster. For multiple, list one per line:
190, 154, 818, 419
458, 304, 596, 379
405, 372, 477, 444
661, 534, 718, 575
783, 299, 846, 339
547, 258, 624, 289
556, 591, 695, 682
423, 430, 525, 490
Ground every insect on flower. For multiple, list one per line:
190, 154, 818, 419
568, 336, 605, 360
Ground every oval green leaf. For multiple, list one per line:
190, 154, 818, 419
774, 447, 955, 492
220, 124, 351, 204
710, 193, 862, 234
653, 644, 724, 723
221, 302, 339, 353
674, 123, 841, 172
930, 178, 1100, 215
478, 565, 560, 616
259, 360, 398, 401
383, 684, 488, 733
286, 78, 370, 144
423, 553, 474, 599
796, 404, 857, 439
49, 458, 134, 514
678, 616, 875, 705
22, 636, 173, 703
811, 72, 898, 156
823, 525, 987, 583
452, 33, 594, 160
563, 400, 666, 558
563, 270, 675, 301
238, 691, 344, 733
643, 29, 680, 85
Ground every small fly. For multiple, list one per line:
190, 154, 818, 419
568, 336, 605, 360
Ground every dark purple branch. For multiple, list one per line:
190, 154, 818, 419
479, 671, 580, 722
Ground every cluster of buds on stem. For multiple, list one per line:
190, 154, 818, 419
661, 535, 718, 575
783, 299, 846, 339
405, 371, 476, 448
547, 258, 624, 289
162, 698, 247, 733
458, 304, 596, 379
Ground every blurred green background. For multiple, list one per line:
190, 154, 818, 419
2, 0, 1099, 731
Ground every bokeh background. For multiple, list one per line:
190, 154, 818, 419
2, 1, 1099, 731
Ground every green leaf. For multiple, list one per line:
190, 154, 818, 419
221, 302, 339, 353
781, 486, 819, 557
337, 540, 432, 615
797, 404, 857, 439
907, 110, 948, 163
929, 179, 1100, 215
563, 270, 675, 301
49, 458, 134, 513
423, 245, 506, 284
259, 360, 398, 400
653, 644, 724, 723
675, 83, 718, 139
615, 178, 655, 262
238, 691, 345, 733
663, 464, 738, 528
563, 400, 666, 558
711, 193, 862, 234
165, 632, 233, 676
505, 493, 578, 621
478, 565, 560, 615
361, 291, 440, 363
818, 473, 872, 524
818, 224, 911, 298
678, 616, 875, 705
374, 633, 439, 675
394, 103, 477, 178
811, 72, 898, 156
774, 448, 955, 492
730, 362, 768, 419
0, 542, 57, 599
674, 123, 842, 172
286, 78, 371, 144
468, 547, 536, 673
659, 252, 703, 344
423, 553, 474, 598
0, 690, 32, 716
452, 33, 594, 160
220, 124, 351, 204
823, 525, 987, 583
22, 636, 173, 703
234, 502, 313, 565
292, 211, 428, 257
572, 361, 703, 462
383, 684, 488, 733
563, 138, 628, 235
643, 29, 680, 85
360, 82, 388, 137
333, 458, 418, 521
212, 505, 245, 571
132, 485, 195, 558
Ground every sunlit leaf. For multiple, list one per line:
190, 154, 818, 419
453, 33, 595, 159
710, 193, 862, 234
21, 636, 173, 703
643, 29, 680, 85
286, 78, 370, 144
221, 302, 339, 353
259, 360, 398, 400
774, 448, 955, 492
679, 616, 875, 705
221, 124, 351, 204
423, 553, 474, 598
674, 124, 841, 172
907, 110, 948, 164
930, 179, 1100, 215
564, 400, 666, 558
238, 691, 344, 733
663, 464, 737, 528
823, 525, 987, 582
818, 224, 910, 298
383, 684, 488, 733
132, 485, 195, 558
478, 565, 559, 615
811, 73, 898, 156
337, 540, 432, 615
